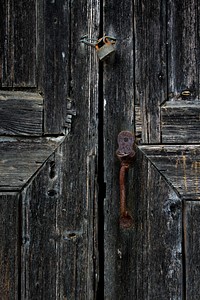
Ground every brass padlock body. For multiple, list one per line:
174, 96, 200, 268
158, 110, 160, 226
96, 39, 115, 61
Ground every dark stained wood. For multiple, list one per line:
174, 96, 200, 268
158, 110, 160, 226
168, 0, 200, 98
21, 0, 100, 297
0, 136, 64, 191
38, 0, 70, 134
104, 147, 183, 299
140, 145, 200, 200
184, 201, 200, 299
134, 0, 167, 143
134, 149, 183, 299
21, 130, 99, 298
0, 91, 43, 136
103, 0, 134, 297
21, 152, 64, 299
0, 192, 20, 300
0, 0, 36, 87
161, 99, 200, 143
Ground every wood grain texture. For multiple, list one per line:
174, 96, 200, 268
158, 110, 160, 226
38, 0, 70, 134
21, 0, 100, 297
0, 0, 36, 87
0, 192, 20, 300
184, 201, 200, 299
134, 0, 167, 143
161, 99, 200, 143
103, 0, 134, 297
168, 0, 200, 97
21, 152, 64, 300
0, 91, 43, 135
134, 148, 183, 299
0, 136, 64, 191
140, 145, 200, 200
104, 147, 183, 299
21, 130, 99, 298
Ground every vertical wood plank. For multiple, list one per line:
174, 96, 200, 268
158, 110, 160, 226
38, 0, 70, 134
21, 153, 63, 300
103, 0, 134, 297
134, 149, 183, 299
0, 193, 20, 300
168, 0, 200, 98
59, 0, 100, 296
0, 0, 36, 87
134, 0, 167, 143
184, 201, 200, 299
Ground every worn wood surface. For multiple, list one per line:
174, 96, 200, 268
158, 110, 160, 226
20, 0, 100, 298
21, 137, 98, 299
161, 100, 200, 143
168, 0, 200, 97
0, 0, 36, 87
134, 0, 167, 143
21, 151, 64, 299
103, 0, 134, 297
0, 137, 64, 191
38, 0, 70, 134
0, 91, 43, 135
140, 145, 200, 200
133, 148, 183, 299
104, 147, 183, 299
0, 192, 20, 300
184, 201, 200, 299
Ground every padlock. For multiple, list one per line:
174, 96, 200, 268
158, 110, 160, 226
95, 37, 115, 61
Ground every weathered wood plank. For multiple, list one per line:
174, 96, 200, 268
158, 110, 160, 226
0, 136, 64, 191
134, 149, 183, 299
184, 201, 200, 299
21, 135, 99, 298
103, 0, 134, 297
38, 0, 70, 134
0, 192, 20, 300
61, 0, 100, 296
0, 0, 36, 87
0, 91, 43, 135
168, 0, 200, 97
21, 152, 64, 299
161, 99, 200, 143
134, 0, 167, 143
104, 147, 183, 299
140, 145, 200, 199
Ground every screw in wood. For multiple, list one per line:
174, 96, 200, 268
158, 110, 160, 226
116, 131, 135, 229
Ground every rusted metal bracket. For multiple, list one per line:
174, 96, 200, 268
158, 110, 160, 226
116, 131, 135, 229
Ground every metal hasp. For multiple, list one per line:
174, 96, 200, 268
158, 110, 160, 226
116, 131, 135, 229
80, 35, 116, 61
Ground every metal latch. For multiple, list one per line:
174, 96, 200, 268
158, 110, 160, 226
116, 131, 135, 229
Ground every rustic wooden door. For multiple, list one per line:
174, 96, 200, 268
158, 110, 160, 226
0, 0, 199, 299
103, 0, 200, 299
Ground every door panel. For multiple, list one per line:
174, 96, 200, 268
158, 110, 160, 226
134, 0, 167, 143
0, 193, 20, 300
167, 0, 200, 98
184, 201, 200, 299
104, 148, 183, 299
0, 0, 36, 87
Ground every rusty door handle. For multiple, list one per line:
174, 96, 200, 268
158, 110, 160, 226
116, 131, 135, 228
